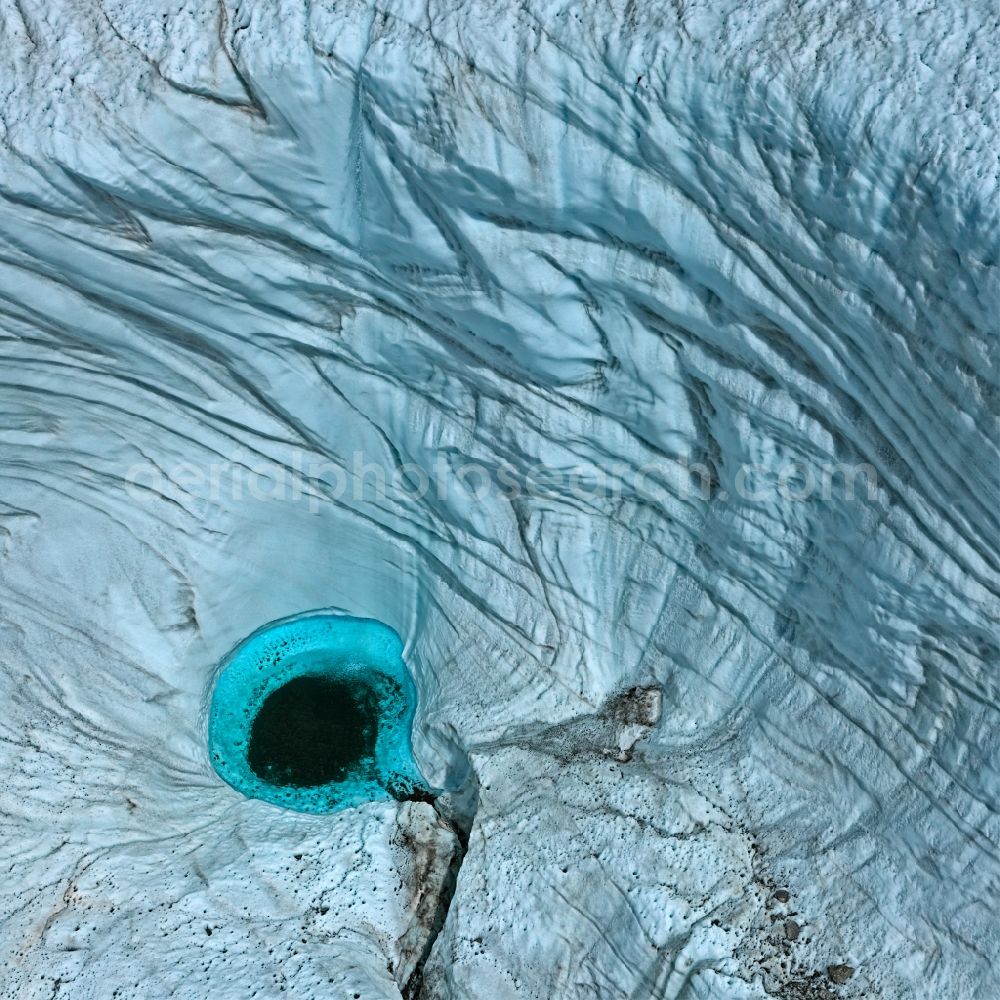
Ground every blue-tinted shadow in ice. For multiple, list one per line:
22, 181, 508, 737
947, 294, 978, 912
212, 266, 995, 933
208, 612, 428, 812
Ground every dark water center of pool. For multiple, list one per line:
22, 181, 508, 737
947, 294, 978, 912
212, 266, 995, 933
247, 674, 379, 787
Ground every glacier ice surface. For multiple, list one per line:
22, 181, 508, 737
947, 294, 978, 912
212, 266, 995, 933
0, 0, 997, 998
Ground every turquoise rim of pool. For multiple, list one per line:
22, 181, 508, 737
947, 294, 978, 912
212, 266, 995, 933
207, 611, 429, 813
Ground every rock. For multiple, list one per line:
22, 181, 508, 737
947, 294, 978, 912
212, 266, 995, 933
828, 964, 855, 985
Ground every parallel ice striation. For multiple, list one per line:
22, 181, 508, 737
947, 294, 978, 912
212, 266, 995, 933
0, 1, 997, 998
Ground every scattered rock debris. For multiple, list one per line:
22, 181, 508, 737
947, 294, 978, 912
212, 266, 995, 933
602, 685, 663, 761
